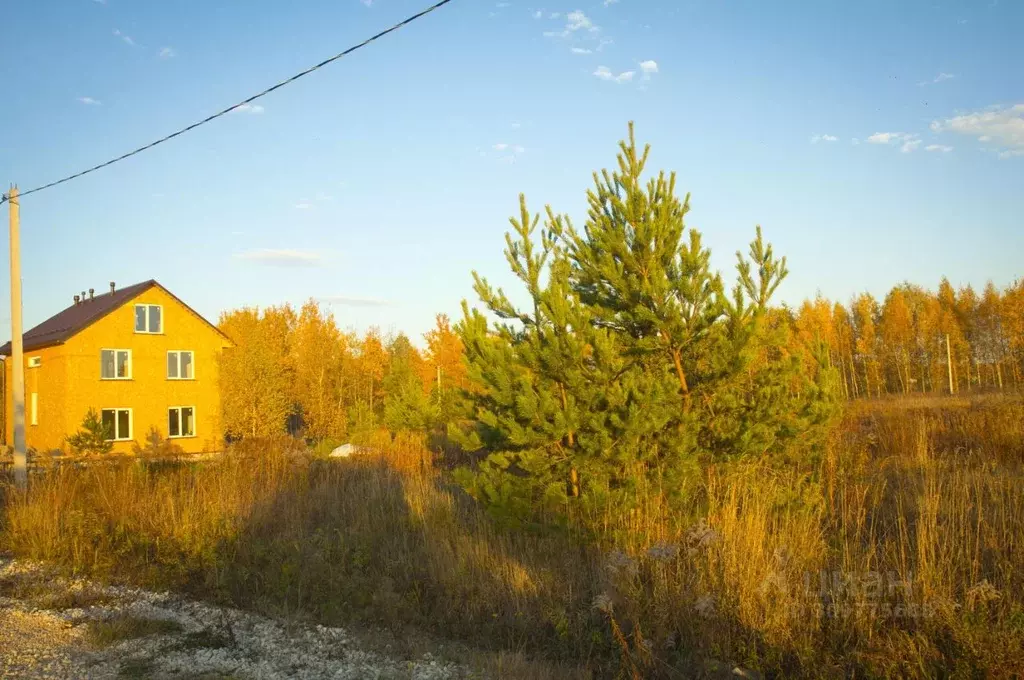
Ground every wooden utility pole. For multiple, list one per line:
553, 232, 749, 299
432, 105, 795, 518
8, 186, 26, 490
945, 333, 955, 395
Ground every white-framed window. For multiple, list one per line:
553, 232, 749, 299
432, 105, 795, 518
134, 304, 163, 334
168, 406, 195, 438
100, 349, 132, 379
101, 408, 132, 441
30, 393, 38, 426
28, 356, 42, 368
167, 351, 195, 380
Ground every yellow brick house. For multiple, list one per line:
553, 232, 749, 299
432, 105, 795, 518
2, 280, 231, 454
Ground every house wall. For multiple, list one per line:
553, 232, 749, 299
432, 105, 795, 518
4, 344, 68, 452
61, 286, 230, 454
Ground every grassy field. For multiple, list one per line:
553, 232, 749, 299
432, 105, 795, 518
2, 395, 1023, 678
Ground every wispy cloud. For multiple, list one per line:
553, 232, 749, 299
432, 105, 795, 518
567, 9, 596, 30
544, 9, 598, 37
77, 96, 101, 106
603, 0, 619, 5
360, 0, 374, 6
810, 134, 838, 143
866, 132, 908, 145
158, 46, 176, 58
319, 295, 392, 308
929, 103, 1024, 157
925, 144, 953, 153
493, 143, 526, 154
113, 28, 136, 46
234, 249, 324, 267
92, 0, 107, 4
918, 72, 955, 86
594, 66, 634, 83
533, 9, 542, 18
294, 201, 313, 210
571, 47, 592, 54
865, 131, 922, 152
496, 1, 510, 6
900, 138, 922, 153
639, 59, 658, 79
232, 103, 265, 114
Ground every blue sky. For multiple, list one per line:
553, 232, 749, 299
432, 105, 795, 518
2, 0, 1022, 345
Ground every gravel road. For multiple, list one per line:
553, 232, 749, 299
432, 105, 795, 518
0, 558, 466, 679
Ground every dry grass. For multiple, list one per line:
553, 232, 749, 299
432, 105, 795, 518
2, 397, 1024, 677
86, 614, 184, 647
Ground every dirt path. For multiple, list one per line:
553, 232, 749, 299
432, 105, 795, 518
0, 558, 466, 679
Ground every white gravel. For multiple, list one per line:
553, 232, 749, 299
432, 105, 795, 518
0, 558, 467, 679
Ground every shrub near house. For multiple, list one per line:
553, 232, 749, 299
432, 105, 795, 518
2, 280, 231, 454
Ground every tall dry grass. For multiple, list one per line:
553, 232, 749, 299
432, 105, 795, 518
2, 396, 1023, 677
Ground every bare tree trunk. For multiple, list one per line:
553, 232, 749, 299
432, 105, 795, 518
849, 353, 859, 398
839, 355, 850, 399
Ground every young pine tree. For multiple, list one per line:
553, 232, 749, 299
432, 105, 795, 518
457, 125, 837, 525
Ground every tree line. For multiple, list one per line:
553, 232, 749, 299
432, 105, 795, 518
217, 302, 470, 444
795, 278, 1024, 398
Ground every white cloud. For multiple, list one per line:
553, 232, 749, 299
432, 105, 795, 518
550, 12, 561, 19
77, 96, 101, 106
493, 143, 509, 151
810, 134, 838, 143
867, 132, 907, 145
234, 249, 324, 267
900, 138, 922, 153
232, 103, 265, 114
294, 201, 313, 210
158, 46, 176, 58
851, 138, 861, 145
567, 10, 597, 31
319, 295, 391, 308
571, 47, 592, 54
929, 103, 1024, 156
639, 59, 658, 78
545, 9, 598, 37
361, 0, 374, 6
925, 144, 953, 153
113, 28, 136, 46
511, 121, 522, 128
533, 9, 542, 18
865, 131, 921, 151
594, 66, 634, 83
604, 0, 619, 5
314, 191, 333, 202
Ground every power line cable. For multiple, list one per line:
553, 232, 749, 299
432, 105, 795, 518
2, 0, 453, 206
